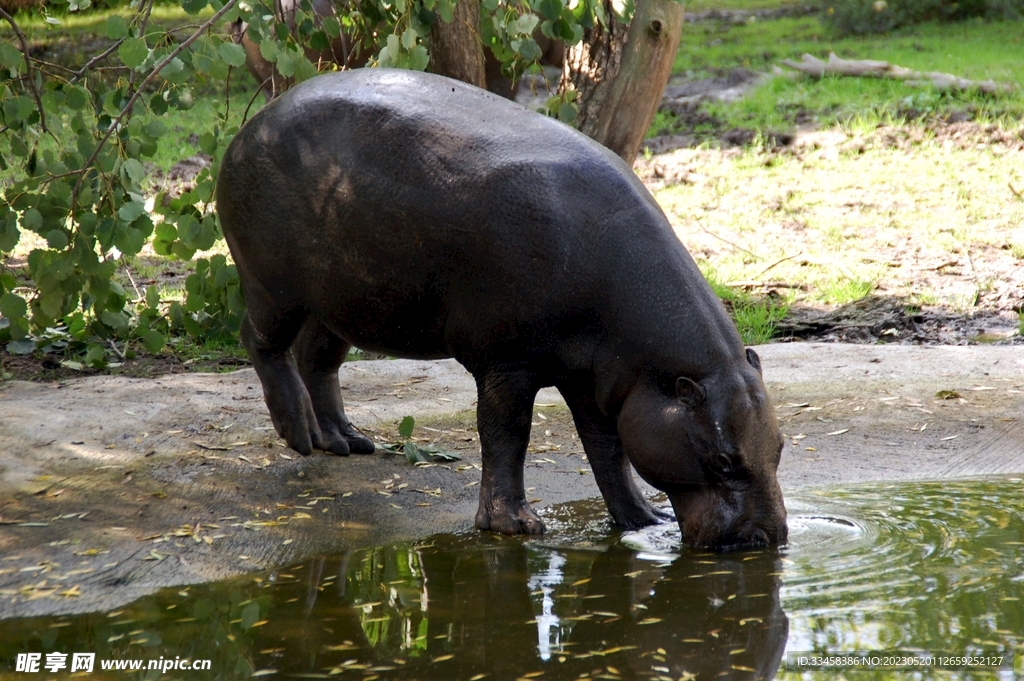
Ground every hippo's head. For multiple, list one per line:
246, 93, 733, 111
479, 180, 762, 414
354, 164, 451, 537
617, 348, 787, 551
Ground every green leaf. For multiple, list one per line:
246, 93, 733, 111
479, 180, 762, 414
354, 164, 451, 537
259, 39, 280, 62
155, 222, 177, 241
84, 343, 107, 369
119, 37, 149, 69
141, 330, 165, 354
513, 13, 540, 35
160, 57, 189, 84
404, 441, 430, 464
292, 55, 317, 83
21, 208, 43, 233
105, 15, 129, 39
144, 119, 167, 138
198, 131, 217, 156
408, 44, 429, 72
38, 290, 63, 319
118, 201, 147, 223
0, 292, 28, 319
181, 0, 209, 14
100, 309, 128, 329
218, 41, 248, 68
401, 28, 418, 49
115, 225, 146, 256
0, 211, 20, 251
64, 85, 89, 110
275, 50, 296, 77
322, 15, 341, 37
3, 96, 35, 124
123, 158, 146, 185
145, 284, 161, 309
426, 448, 462, 462
398, 415, 415, 439
6, 339, 36, 355
0, 42, 25, 71
45, 229, 69, 250
438, 0, 455, 22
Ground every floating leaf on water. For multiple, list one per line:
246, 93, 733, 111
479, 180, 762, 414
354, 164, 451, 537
432, 654, 455, 662
637, 618, 662, 625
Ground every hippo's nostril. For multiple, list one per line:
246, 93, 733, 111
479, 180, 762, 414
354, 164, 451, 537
751, 528, 770, 547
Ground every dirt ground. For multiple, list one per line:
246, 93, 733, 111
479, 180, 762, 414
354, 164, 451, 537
1, 343, 1022, 620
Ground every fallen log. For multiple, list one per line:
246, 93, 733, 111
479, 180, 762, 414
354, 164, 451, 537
779, 52, 1014, 94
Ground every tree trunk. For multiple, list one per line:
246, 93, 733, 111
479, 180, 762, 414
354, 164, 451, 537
562, 0, 685, 164
429, 0, 487, 89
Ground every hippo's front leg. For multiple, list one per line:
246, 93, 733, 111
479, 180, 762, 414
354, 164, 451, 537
560, 385, 673, 529
474, 370, 545, 535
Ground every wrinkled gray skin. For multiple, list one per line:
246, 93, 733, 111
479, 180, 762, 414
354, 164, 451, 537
217, 69, 787, 550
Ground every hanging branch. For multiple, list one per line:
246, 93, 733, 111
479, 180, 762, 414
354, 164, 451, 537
0, 6, 49, 133
72, 0, 241, 206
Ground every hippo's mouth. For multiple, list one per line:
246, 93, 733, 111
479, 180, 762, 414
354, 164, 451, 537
671, 490, 788, 553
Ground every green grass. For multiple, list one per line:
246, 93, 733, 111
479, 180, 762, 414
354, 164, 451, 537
669, 16, 1024, 136
701, 263, 791, 344
816, 278, 874, 305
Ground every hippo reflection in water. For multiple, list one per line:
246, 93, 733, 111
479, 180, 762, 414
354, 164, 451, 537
216, 69, 787, 550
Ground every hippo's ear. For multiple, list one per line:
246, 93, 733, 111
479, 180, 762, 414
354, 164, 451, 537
675, 376, 707, 409
745, 348, 762, 375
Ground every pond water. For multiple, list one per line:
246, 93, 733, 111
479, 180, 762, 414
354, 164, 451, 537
2, 477, 1023, 680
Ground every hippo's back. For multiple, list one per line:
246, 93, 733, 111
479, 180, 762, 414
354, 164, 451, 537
217, 69, 679, 364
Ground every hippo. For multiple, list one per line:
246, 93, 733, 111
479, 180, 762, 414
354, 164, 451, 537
216, 69, 787, 550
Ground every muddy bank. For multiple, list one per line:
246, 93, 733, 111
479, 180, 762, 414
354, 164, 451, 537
1, 343, 1022, 619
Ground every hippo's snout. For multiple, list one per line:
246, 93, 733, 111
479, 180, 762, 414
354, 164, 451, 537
672, 491, 788, 553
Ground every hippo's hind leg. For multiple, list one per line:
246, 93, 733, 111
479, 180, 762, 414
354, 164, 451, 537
292, 318, 375, 456
474, 369, 545, 535
240, 309, 323, 456
559, 384, 673, 529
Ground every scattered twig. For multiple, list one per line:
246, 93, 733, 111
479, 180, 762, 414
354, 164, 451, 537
780, 52, 1014, 94
753, 252, 802, 280
693, 215, 761, 261
1010, 182, 1023, 200
72, 0, 241, 207
0, 6, 48, 134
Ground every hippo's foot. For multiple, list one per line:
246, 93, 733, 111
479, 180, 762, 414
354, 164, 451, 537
607, 498, 674, 531
475, 498, 545, 535
318, 422, 375, 456
266, 390, 322, 457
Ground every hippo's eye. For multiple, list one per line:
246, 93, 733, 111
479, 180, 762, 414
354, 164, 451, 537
713, 452, 734, 473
